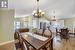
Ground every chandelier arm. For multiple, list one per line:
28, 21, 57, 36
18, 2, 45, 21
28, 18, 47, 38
32, 0, 45, 18
37, 0, 39, 2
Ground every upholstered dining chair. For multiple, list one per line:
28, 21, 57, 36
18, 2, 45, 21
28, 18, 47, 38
42, 28, 53, 50
44, 37, 53, 50
14, 28, 30, 50
14, 29, 34, 50
14, 30, 24, 50
22, 37, 35, 50
60, 28, 69, 41
43, 28, 52, 37
23, 42, 29, 50
36, 29, 44, 35
14, 30, 19, 40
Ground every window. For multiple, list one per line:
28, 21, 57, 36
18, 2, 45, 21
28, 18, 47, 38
0, 0, 8, 8
14, 21, 20, 29
24, 22, 28, 28
33, 19, 37, 28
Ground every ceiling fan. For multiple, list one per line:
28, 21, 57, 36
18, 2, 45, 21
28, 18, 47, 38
50, 10, 57, 21
50, 16, 56, 21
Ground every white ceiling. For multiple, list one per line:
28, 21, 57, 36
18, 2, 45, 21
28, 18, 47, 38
8, 0, 75, 19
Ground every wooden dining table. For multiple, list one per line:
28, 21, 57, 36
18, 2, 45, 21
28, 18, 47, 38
21, 32, 53, 50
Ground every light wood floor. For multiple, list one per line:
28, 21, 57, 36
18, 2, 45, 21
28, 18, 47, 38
53, 36, 75, 50
0, 35, 75, 50
0, 42, 16, 50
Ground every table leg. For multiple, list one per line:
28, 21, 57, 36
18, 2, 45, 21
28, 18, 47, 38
49, 38, 53, 50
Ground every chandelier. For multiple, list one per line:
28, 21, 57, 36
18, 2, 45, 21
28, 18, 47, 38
32, 0, 45, 18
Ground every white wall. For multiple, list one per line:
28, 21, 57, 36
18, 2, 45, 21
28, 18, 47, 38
0, 8, 14, 43
50, 20, 64, 32
64, 17, 75, 33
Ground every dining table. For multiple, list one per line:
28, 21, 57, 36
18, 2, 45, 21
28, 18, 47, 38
21, 32, 53, 50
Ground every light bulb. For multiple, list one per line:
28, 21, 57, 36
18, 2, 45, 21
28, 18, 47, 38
42, 12, 45, 14
35, 14, 37, 16
33, 10, 36, 13
39, 9, 42, 12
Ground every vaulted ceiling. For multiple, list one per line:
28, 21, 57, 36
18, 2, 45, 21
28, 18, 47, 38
8, 0, 75, 19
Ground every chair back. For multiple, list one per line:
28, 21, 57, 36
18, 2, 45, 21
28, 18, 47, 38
60, 28, 69, 39
36, 29, 43, 35
43, 28, 52, 37
14, 30, 24, 50
61, 28, 68, 35
14, 30, 20, 40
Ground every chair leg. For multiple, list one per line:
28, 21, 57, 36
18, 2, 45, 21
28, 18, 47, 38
42, 47, 47, 50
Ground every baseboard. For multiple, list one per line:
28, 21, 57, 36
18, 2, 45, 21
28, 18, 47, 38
0, 40, 14, 46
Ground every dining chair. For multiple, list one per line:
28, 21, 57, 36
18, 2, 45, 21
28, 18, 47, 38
60, 28, 69, 41
43, 28, 52, 37
42, 28, 53, 50
22, 40, 30, 50
14, 31, 23, 50
14, 30, 19, 40
14, 28, 31, 50
22, 37, 34, 50
36, 29, 44, 35
14, 29, 28, 50
45, 37, 53, 50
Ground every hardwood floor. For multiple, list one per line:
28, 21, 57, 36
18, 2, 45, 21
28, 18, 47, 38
0, 42, 15, 50
53, 36, 75, 50
0, 35, 75, 50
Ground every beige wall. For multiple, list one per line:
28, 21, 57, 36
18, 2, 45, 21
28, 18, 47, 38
64, 17, 75, 33
0, 8, 14, 43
